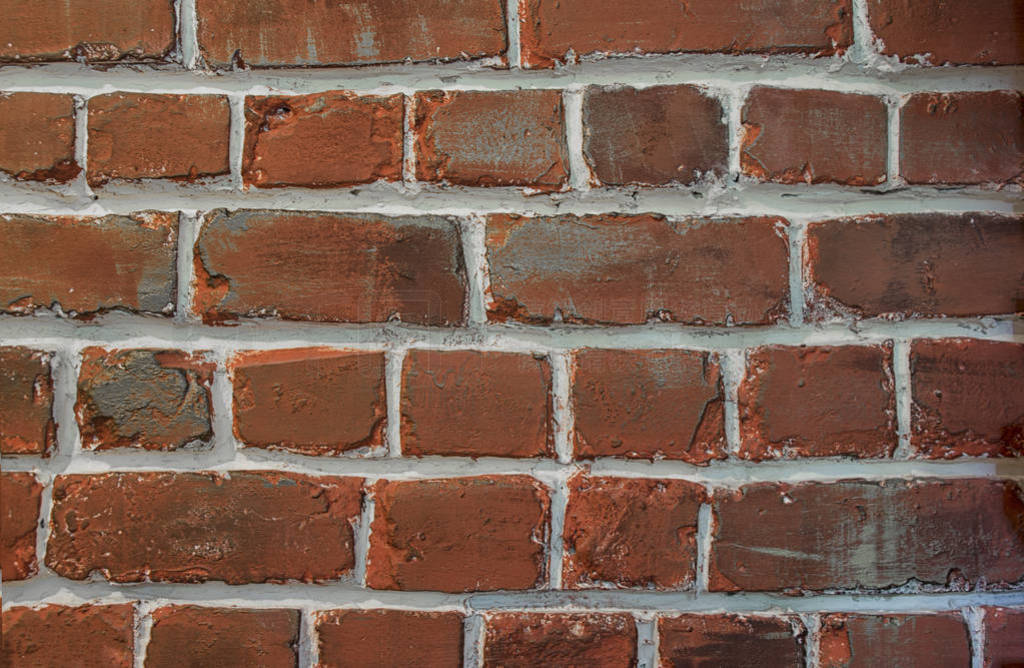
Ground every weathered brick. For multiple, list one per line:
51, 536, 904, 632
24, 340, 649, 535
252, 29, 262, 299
520, 0, 852, 67
0, 347, 55, 455
231, 348, 386, 456
738, 345, 897, 459
0, 92, 79, 182
867, 0, 1022, 65
414, 90, 569, 189
562, 476, 705, 589
367, 476, 549, 592
77, 348, 215, 451
741, 88, 887, 186
194, 209, 466, 326
146, 607, 299, 668
583, 85, 727, 186
1, 605, 135, 668
0, 0, 175, 62
317, 609, 464, 668
46, 472, 363, 584
911, 339, 1024, 458
402, 350, 552, 458
1, 472, 42, 581
900, 92, 1023, 186
572, 349, 726, 462
483, 613, 637, 667
0, 212, 178, 318
709, 479, 1024, 592
196, 0, 506, 68
87, 93, 231, 186
486, 214, 789, 325
819, 613, 970, 667
243, 92, 404, 188
983, 607, 1024, 667
806, 213, 1024, 320
659, 614, 805, 666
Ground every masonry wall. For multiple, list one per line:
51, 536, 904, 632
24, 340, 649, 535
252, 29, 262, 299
1, 0, 1023, 666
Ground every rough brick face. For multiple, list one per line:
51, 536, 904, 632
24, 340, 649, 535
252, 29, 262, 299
0, 347, 55, 455
414, 90, 569, 189
900, 91, 1023, 186
486, 214, 789, 325
316, 609, 464, 668
76, 348, 215, 451
806, 213, 1024, 320
401, 350, 552, 458
658, 614, 805, 666
196, 0, 507, 68
243, 92, 404, 188
741, 88, 888, 186
1, 605, 135, 668
367, 476, 549, 592
0, 212, 178, 318
483, 613, 637, 667
738, 345, 897, 459
145, 607, 300, 668
231, 348, 386, 456
818, 613, 970, 668
583, 85, 727, 186
709, 479, 1024, 592
0, 92, 79, 183
194, 209, 466, 325
46, 472, 363, 584
520, 0, 852, 67
983, 608, 1024, 667
573, 349, 726, 462
562, 476, 705, 589
1, 472, 42, 581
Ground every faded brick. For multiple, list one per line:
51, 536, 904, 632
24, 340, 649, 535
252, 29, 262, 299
146, 607, 300, 668
659, 614, 805, 666
983, 607, 1024, 667
484, 613, 637, 667
1, 472, 42, 581
1, 605, 135, 668
0, 347, 55, 455
819, 613, 970, 667
317, 609, 464, 668
0, 92, 79, 183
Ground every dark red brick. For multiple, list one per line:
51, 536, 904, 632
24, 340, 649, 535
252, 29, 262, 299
983, 607, 1024, 667
0, 347, 55, 455
1, 605, 135, 667
0, 92, 79, 182
46, 472, 363, 584
819, 613, 970, 667
1, 472, 42, 581
317, 609, 464, 668
483, 613, 637, 667
659, 614, 805, 666
145, 607, 299, 668
401, 350, 552, 458
572, 349, 726, 462
486, 214, 790, 326
366, 476, 549, 592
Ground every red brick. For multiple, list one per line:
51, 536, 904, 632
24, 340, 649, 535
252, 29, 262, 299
741, 88, 887, 186
146, 607, 299, 668
194, 209, 466, 326
911, 339, 1024, 458
483, 613, 637, 667
738, 345, 896, 459
77, 348, 215, 451
0, 93, 79, 183
709, 479, 1024, 592
867, 0, 1022, 65
562, 476, 705, 589
243, 92, 403, 188
232, 348, 386, 456
316, 609, 464, 668
806, 213, 1024, 320
366, 476, 549, 592
520, 0, 852, 67
0, 347, 55, 455
46, 472, 363, 584
196, 0, 506, 68
572, 349, 726, 462
659, 614, 805, 666
0, 212, 178, 318
819, 613, 970, 668
486, 214, 790, 326
0, 0, 175, 62
87, 93, 231, 186
401, 350, 552, 458
983, 607, 1024, 667
900, 92, 1023, 186
1, 472, 42, 581
414, 90, 569, 189
1, 605, 135, 667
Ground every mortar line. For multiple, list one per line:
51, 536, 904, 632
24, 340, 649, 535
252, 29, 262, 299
72, 95, 92, 198
52, 345, 83, 466
133, 600, 158, 668
384, 348, 407, 457
402, 93, 418, 186
886, 94, 904, 186
725, 86, 748, 181
546, 472, 570, 591
464, 613, 486, 668
562, 87, 590, 191
964, 606, 986, 668
636, 614, 658, 668
787, 221, 808, 326
299, 608, 319, 668
460, 216, 489, 326
32, 473, 55, 579
721, 350, 745, 458
228, 94, 246, 189
892, 339, 913, 458
549, 352, 574, 464
352, 488, 375, 587
695, 501, 713, 594
174, 211, 199, 322
210, 351, 239, 460
505, 0, 522, 69
801, 613, 821, 668
177, 0, 199, 70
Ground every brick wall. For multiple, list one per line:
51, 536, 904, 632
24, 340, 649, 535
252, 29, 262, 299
1, 1, 1022, 666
